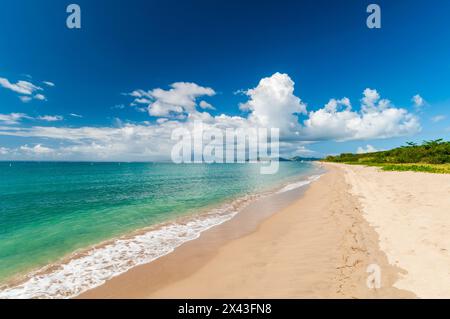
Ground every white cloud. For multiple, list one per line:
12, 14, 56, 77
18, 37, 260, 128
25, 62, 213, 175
19, 96, 33, 103
0, 146, 9, 155
135, 106, 148, 113
43, 81, 55, 87
0, 77, 42, 95
239, 72, 306, 133
20, 144, 54, 154
34, 94, 46, 101
70, 113, 83, 118
0, 76, 49, 102
0, 124, 178, 160
283, 144, 315, 157
0, 73, 423, 161
323, 97, 351, 112
357, 144, 379, 154
0, 113, 65, 125
148, 82, 215, 117
0, 120, 314, 161
18, 94, 46, 103
412, 94, 425, 109
199, 101, 215, 110
431, 115, 446, 123
128, 89, 149, 98
37, 115, 64, 122
360, 88, 392, 113
303, 88, 420, 141
126, 82, 216, 117
156, 118, 168, 124
0, 113, 31, 124
233, 89, 246, 95
131, 98, 152, 105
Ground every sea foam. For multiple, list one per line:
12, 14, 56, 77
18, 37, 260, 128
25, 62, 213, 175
0, 202, 247, 299
276, 174, 322, 193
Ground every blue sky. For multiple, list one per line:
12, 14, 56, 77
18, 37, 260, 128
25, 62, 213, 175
1, 0, 450, 160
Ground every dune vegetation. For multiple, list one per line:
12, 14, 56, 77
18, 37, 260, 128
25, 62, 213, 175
324, 139, 450, 174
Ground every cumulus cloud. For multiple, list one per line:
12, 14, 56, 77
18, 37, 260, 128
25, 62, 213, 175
356, 144, 380, 154
0, 73, 422, 161
303, 88, 420, 141
199, 101, 215, 110
323, 97, 351, 112
412, 94, 425, 109
239, 72, 306, 133
361, 88, 382, 112
126, 82, 216, 118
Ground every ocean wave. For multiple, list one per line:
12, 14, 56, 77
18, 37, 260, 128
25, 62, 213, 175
0, 199, 254, 299
276, 174, 322, 194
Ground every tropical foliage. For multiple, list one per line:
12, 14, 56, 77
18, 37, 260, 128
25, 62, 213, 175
324, 139, 450, 173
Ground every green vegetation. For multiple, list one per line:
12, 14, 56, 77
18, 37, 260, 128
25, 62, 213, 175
324, 139, 450, 174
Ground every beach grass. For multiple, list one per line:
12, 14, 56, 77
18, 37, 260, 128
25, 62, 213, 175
329, 162, 450, 174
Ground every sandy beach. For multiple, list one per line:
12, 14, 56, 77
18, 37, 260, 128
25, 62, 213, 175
340, 163, 450, 298
79, 163, 450, 299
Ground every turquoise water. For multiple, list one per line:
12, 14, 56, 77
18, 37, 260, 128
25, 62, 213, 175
0, 161, 318, 286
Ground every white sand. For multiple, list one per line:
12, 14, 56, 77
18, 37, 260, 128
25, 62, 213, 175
337, 164, 450, 298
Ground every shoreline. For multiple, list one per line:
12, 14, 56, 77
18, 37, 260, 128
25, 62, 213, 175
79, 163, 414, 298
78, 173, 319, 298
0, 165, 322, 299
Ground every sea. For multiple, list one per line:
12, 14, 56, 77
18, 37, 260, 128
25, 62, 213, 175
0, 161, 323, 298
